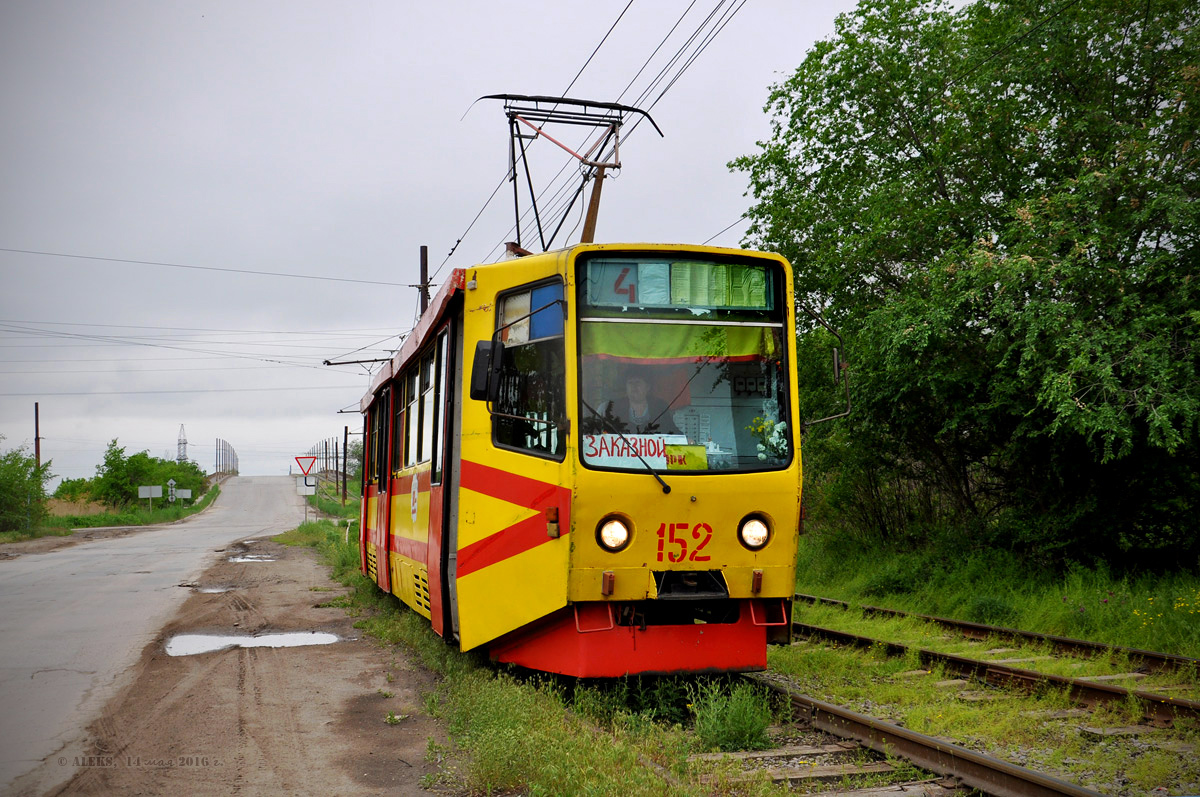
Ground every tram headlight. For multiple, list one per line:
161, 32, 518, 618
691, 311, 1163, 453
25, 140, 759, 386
738, 516, 771, 551
596, 516, 631, 552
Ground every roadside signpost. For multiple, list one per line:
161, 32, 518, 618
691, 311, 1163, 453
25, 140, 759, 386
295, 456, 318, 521
137, 484, 163, 511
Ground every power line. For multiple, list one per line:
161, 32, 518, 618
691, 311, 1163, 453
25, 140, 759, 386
0, 247, 419, 288
439, 1, 642, 273
703, 215, 747, 245
510, 0, 750, 250
0, 318, 396, 335
615, 0, 702, 105
432, 171, 510, 279
0, 321, 326, 369
0, 364, 303, 375
0, 385, 363, 397
563, 0, 636, 96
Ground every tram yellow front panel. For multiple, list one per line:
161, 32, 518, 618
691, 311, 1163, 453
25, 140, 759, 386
568, 467, 801, 602
453, 253, 574, 652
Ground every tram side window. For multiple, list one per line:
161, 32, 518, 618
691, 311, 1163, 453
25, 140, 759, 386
367, 406, 378, 487
431, 332, 447, 484
418, 351, 435, 462
494, 280, 565, 459
370, 390, 389, 487
405, 369, 419, 467
391, 383, 404, 474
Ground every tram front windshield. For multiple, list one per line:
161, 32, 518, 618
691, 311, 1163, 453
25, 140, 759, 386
578, 254, 791, 473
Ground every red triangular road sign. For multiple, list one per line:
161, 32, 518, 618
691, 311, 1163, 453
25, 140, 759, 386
295, 456, 317, 475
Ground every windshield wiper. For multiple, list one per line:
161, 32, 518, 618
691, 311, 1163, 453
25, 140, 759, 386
581, 400, 671, 494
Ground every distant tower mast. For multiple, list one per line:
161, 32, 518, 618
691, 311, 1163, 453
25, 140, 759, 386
177, 424, 188, 463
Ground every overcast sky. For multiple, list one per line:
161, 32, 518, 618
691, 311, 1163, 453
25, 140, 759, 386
0, 0, 861, 483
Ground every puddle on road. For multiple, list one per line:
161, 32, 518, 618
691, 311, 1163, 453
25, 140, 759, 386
165, 631, 339, 656
196, 586, 233, 593
228, 554, 276, 563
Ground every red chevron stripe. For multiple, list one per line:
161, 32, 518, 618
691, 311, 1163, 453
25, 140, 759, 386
457, 460, 571, 578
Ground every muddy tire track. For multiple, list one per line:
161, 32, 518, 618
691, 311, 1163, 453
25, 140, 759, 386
48, 540, 446, 796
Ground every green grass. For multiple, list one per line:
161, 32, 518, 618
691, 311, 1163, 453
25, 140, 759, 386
305, 480, 359, 520
793, 532, 1200, 659
689, 679, 772, 752
793, 602, 1200, 698
1, 485, 221, 541
786, 531, 1200, 793
275, 519, 800, 795
0, 525, 75, 545
769, 640, 1200, 792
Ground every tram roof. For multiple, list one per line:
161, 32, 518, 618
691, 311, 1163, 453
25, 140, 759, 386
361, 267, 466, 411
357, 242, 790, 412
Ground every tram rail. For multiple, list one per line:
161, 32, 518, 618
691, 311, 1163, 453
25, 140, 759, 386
795, 593, 1200, 674
791, 621, 1200, 727
746, 672, 1102, 797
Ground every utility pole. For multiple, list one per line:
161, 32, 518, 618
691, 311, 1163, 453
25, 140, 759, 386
419, 245, 430, 314
342, 425, 349, 506
580, 166, 606, 244
34, 403, 41, 468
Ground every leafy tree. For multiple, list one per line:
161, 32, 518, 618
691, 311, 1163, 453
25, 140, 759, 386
735, 0, 1199, 567
53, 477, 92, 501
348, 438, 364, 485
92, 439, 209, 508
0, 437, 52, 532
93, 439, 134, 506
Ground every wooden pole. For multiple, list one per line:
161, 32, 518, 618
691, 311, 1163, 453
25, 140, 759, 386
419, 245, 429, 314
579, 167, 606, 244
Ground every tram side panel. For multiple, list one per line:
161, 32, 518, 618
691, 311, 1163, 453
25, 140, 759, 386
377, 330, 455, 625
361, 390, 394, 591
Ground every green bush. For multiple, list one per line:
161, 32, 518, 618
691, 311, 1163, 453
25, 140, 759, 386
965, 595, 1017, 626
572, 676, 692, 728
689, 679, 772, 752
91, 439, 208, 508
52, 477, 91, 501
0, 438, 52, 533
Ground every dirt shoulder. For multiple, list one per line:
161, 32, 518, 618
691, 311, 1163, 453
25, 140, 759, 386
0, 525, 146, 559
47, 538, 448, 796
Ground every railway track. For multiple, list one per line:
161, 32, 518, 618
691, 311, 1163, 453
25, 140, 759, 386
744, 671, 1103, 797
795, 593, 1200, 674
739, 594, 1199, 794
791, 593, 1200, 726
792, 621, 1200, 727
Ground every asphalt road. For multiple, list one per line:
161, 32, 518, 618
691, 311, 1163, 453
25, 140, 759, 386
0, 476, 306, 796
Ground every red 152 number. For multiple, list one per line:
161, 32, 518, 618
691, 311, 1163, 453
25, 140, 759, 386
656, 522, 712, 563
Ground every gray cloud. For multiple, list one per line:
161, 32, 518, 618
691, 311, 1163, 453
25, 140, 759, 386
0, 0, 858, 481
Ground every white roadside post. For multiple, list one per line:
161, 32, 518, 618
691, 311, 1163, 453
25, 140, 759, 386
295, 456, 317, 523
137, 484, 162, 512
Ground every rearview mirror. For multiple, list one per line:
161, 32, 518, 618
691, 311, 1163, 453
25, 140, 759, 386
469, 340, 503, 402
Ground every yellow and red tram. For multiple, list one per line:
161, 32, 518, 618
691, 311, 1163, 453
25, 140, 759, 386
359, 242, 801, 676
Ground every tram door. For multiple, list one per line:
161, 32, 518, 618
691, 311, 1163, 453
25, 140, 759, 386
425, 329, 452, 637
372, 387, 393, 592
443, 320, 465, 643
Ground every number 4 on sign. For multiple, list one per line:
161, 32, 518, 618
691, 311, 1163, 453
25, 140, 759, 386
295, 456, 317, 475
